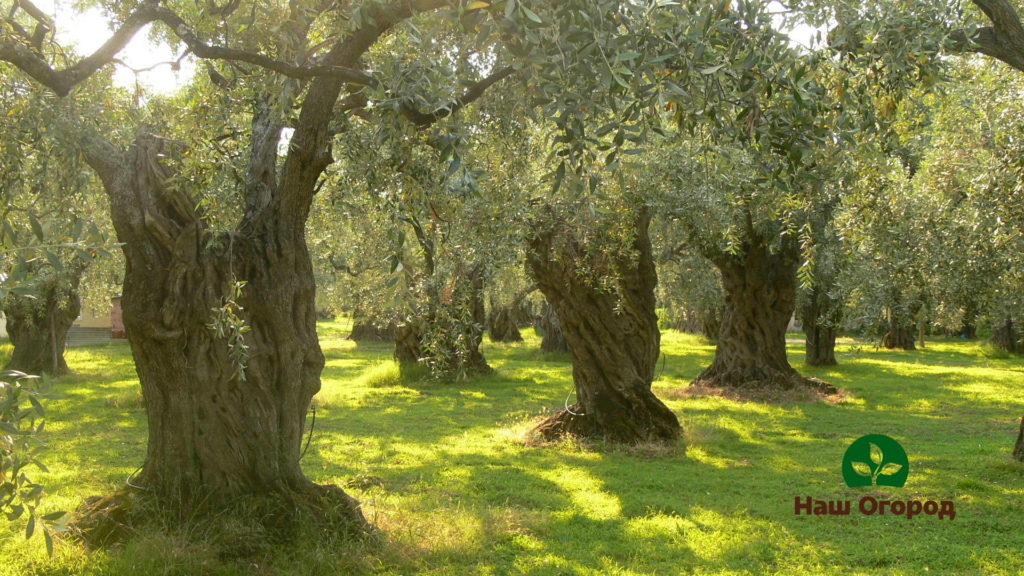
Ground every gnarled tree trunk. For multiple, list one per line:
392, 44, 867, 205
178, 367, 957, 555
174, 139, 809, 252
488, 286, 535, 343
800, 283, 840, 367
536, 302, 569, 353
695, 235, 825, 391
526, 211, 680, 444
488, 300, 523, 342
882, 311, 917, 351
3, 264, 85, 376
76, 114, 366, 535
992, 316, 1020, 354
347, 308, 396, 341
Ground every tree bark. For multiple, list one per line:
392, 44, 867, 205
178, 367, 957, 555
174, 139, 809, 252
526, 211, 680, 444
1014, 416, 1024, 462
800, 284, 839, 367
347, 309, 395, 341
695, 236, 824, 391
3, 264, 84, 376
882, 312, 917, 351
488, 300, 523, 342
72, 120, 367, 534
537, 302, 569, 353
992, 316, 1020, 354
395, 263, 491, 376
488, 286, 535, 343
462, 263, 490, 371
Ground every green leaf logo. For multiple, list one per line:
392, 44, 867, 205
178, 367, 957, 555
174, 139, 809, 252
870, 443, 883, 465
842, 435, 910, 488
851, 462, 872, 477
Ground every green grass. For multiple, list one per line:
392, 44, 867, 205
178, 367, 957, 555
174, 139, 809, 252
2, 325, 1024, 575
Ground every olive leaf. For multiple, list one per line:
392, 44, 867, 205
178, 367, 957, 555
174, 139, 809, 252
851, 462, 872, 477
879, 463, 903, 476
869, 443, 883, 465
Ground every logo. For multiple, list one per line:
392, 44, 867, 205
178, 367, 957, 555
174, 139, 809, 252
841, 434, 909, 488
792, 433, 955, 520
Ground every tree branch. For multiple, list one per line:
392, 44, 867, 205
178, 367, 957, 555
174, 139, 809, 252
401, 66, 516, 127
0, 0, 382, 97
950, 0, 1024, 73
1, 0, 163, 96
149, 7, 377, 86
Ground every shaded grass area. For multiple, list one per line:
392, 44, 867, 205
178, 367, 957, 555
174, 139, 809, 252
2, 326, 1023, 575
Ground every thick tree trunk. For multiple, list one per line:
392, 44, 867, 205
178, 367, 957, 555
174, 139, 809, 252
696, 239, 824, 391
488, 302, 523, 342
800, 285, 839, 367
347, 309, 395, 341
526, 211, 680, 444
395, 264, 490, 376
992, 316, 1020, 354
537, 302, 569, 353
76, 128, 366, 533
699, 307, 722, 341
394, 321, 425, 365
882, 313, 917, 350
348, 320, 395, 341
462, 264, 491, 372
803, 317, 837, 367
3, 266, 84, 376
488, 285, 536, 342
958, 321, 978, 340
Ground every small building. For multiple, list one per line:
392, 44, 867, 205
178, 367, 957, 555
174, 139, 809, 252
66, 302, 114, 347
1, 295, 124, 346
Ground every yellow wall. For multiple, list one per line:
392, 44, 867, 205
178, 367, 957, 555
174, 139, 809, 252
75, 307, 111, 329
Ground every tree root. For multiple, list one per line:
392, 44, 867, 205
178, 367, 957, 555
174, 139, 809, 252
530, 401, 681, 446
70, 481, 372, 553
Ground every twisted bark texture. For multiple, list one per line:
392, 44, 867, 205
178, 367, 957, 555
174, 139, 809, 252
77, 130, 367, 527
536, 302, 569, 352
394, 263, 491, 377
695, 232, 830, 392
992, 316, 1020, 354
801, 283, 840, 367
1, 0, 520, 545
527, 211, 680, 444
3, 264, 85, 376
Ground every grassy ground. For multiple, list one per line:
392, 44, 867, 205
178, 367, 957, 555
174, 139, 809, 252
2, 323, 1023, 575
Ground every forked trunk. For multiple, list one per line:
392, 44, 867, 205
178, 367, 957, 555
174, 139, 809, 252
79, 129, 366, 532
394, 321, 425, 365
3, 266, 84, 376
695, 239, 814, 390
527, 211, 680, 444
488, 303, 523, 342
488, 286, 535, 343
699, 307, 723, 341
